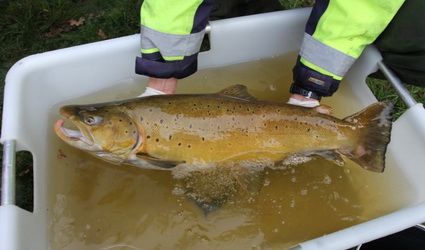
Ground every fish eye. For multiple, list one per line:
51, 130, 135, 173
83, 116, 102, 125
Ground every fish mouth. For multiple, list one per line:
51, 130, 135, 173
54, 119, 99, 151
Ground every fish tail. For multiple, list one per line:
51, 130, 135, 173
339, 101, 394, 173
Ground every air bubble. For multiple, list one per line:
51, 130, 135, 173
323, 175, 332, 184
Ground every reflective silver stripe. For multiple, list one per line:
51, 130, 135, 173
140, 25, 205, 58
300, 33, 356, 77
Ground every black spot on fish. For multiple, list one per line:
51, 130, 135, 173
125, 131, 128, 134
169, 135, 173, 140
140, 117, 144, 122
307, 128, 311, 132
178, 143, 182, 146
133, 131, 137, 134
188, 145, 191, 148
146, 135, 151, 139
156, 138, 159, 142
119, 119, 122, 122
202, 137, 205, 141
275, 125, 279, 130
160, 119, 164, 124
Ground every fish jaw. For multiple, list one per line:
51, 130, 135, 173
54, 119, 102, 152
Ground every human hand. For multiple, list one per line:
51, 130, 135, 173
287, 94, 320, 107
139, 77, 178, 97
287, 94, 332, 115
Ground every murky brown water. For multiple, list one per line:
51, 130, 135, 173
48, 54, 413, 249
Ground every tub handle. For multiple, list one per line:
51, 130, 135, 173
1, 139, 16, 206
377, 60, 417, 108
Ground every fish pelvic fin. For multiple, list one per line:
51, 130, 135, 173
231, 165, 265, 193
218, 84, 258, 101
339, 101, 394, 173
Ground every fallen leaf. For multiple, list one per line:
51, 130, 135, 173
69, 17, 85, 27
44, 28, 63, 38
18, 168, 30, 177
97, 29, 108, 39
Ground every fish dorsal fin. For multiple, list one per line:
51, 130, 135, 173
218, 84, 257, 101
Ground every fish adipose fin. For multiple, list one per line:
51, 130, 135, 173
218, 84, 258, 101
136, 153, 185, 169
339, 101, 393, 173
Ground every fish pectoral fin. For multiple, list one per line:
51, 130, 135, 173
218, 84, 257, 101
231, 165, 265, 194
313, 151, 345, 166
135, 153, 185, 169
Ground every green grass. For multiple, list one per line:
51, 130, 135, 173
1, 0, 425, 213
366, 78, 425, 119
0, 0, 141, 211
279, 0, 315, 9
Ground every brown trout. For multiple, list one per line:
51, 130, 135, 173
54, 85, 393, 191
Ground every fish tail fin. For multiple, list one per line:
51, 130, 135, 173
339, 101, 394, 173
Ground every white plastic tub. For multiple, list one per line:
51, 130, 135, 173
2, 8, 425, 250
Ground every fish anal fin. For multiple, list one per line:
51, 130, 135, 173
136, 152, 184, 169
218, 85, 257, 101
314, 151, 345, 166
231, 165, 265, 194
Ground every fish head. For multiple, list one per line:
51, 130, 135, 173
54, 104, 140, 164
